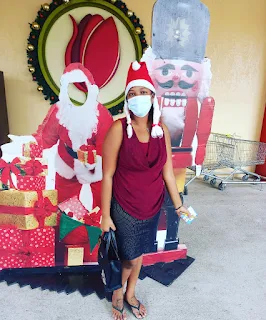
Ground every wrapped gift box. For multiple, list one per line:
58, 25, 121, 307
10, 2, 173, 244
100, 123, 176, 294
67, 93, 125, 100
16, 175, 46, 191
0, 189, 58, 230
58, 195, 101, 226
0, 227, 55, 269
77, 145, 97, 165
22, 141, 43, 158
0, 157, 47, 190
64, 245, 84, 266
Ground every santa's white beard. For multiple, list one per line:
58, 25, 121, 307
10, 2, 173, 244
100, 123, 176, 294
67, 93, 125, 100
56, 85, 99, 151
162, 107, 185, 143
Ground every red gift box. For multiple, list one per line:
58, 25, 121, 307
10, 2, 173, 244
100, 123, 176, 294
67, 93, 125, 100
0, 227, 55, 270
22, 142, 43, 158
16, 175, 46, 191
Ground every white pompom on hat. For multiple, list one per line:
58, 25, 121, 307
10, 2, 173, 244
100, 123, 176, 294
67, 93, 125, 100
124, 61, 163, 139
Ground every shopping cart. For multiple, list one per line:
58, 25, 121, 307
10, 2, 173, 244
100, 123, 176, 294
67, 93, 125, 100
184, 133, 266, 192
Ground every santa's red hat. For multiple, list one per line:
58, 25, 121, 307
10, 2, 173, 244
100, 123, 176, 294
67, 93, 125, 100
124, 61, 163, 138
60, 63, 95, 86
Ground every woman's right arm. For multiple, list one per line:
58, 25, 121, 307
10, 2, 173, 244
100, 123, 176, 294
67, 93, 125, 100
100, 120, 123, 232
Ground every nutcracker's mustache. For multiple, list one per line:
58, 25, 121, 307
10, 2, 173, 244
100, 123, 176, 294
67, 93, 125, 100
156, 80, 195, 90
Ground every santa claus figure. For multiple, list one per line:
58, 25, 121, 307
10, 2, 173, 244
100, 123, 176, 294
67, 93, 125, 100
142, 0, 215, 251
5, 63, 113, 212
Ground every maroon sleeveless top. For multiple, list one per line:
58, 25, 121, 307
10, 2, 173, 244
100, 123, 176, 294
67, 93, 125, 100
113, 118, 167, 220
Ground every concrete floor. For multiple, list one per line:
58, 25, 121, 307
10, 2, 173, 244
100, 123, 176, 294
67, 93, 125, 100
1, 180, 266, 320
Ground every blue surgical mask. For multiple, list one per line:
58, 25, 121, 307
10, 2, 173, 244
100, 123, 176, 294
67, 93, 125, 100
127, 96, 152, 118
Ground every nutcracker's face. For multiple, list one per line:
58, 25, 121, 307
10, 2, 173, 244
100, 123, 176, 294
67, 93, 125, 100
151, 59, 203, 108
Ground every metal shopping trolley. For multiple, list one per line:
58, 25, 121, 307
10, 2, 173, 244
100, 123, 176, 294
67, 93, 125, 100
184, 133, 266, 192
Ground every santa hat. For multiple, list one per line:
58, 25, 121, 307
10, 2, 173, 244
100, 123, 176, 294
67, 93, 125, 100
59, 63, 97, 103
124, 61, 163, 139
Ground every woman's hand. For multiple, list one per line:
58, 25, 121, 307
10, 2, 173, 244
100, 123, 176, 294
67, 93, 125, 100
176, 206, 192, 219
100, 215, 116, 232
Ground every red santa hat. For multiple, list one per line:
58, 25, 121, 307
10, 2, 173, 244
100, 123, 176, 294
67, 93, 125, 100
60, 63, 96, 87
124, 61, 163, 139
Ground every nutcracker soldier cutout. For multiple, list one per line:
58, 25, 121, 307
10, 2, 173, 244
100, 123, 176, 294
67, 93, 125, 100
142, 0, 215, 252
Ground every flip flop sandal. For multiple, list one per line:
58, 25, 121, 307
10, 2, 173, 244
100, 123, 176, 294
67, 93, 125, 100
112, 305, 125, 320
125, 300, 145, 319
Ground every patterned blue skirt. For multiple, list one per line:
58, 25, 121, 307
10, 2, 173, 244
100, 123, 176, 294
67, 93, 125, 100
111, 197, 160, 261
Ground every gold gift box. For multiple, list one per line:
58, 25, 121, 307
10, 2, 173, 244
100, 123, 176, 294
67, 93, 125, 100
77, 149, 97, 165
65, 245, 84, 266
0, 189, 58, 230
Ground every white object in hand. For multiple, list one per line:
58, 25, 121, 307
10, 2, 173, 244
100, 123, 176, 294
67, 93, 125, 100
180, 206, 198, 224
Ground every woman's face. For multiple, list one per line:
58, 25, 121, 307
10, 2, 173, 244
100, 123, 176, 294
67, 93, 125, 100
127, 86, 154, 102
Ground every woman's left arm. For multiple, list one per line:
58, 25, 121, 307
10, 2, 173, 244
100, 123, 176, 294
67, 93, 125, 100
162, 124, 191, 217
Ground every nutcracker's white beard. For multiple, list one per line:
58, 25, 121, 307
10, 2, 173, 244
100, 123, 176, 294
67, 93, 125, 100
56, 84, 99, 151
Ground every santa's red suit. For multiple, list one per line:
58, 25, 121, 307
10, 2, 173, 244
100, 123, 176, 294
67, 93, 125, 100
33, 63, 113, 210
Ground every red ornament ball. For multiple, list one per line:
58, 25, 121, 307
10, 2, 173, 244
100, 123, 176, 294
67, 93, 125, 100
33, 77, 36, 80
51, 96, 55, 100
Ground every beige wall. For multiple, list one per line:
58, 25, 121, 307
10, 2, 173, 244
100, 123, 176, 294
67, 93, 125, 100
1, 0, 266, 140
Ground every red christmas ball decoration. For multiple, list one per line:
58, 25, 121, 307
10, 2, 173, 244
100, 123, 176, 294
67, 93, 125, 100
51, 96, 55, 100
32, 35, 36, 39
29, 58, 33, 62
40, 14, 44, 18
33, 77, 36, 80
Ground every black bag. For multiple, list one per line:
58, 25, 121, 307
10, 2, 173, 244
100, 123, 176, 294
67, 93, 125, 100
98, 230, 122, 292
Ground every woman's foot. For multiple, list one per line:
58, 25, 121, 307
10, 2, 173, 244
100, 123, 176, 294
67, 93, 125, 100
125, 295, 147, 319
112, 290, 127, 320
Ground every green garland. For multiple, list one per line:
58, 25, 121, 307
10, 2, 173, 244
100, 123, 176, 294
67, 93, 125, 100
26, 0, 148, 116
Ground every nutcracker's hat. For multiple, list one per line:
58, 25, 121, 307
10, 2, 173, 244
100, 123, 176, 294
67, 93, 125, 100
124, 61, 163, 139
152, 0, 210, 62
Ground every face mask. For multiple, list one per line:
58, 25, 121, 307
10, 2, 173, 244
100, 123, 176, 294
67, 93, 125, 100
127, 95, 152, 118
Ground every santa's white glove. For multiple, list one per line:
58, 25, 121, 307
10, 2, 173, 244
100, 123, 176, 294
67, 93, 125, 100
8, 135, 36, 144
1, 135, 36, 159
75, 155, 103, 185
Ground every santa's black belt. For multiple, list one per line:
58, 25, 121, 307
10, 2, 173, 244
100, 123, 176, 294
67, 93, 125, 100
172, 147, 193, 153
65, 143, 78, 159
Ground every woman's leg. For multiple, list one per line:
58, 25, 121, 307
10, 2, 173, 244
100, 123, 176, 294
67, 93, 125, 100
125, 256, 147, 319
112, 257, 139, 320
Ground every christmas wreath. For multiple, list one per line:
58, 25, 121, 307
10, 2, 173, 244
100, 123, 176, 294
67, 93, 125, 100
26, 0, 148, 116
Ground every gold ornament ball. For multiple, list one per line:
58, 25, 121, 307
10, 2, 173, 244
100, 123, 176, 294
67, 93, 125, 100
37, 86, 44, 92
29, 66, 35, 73
135, 27, 142, 35
63, 0, 70, 3
27, 44, 35, 51
110, 0, 117, 3
127, 11, 133, 18
32, 22, 40, 30
42, 3, 50, 11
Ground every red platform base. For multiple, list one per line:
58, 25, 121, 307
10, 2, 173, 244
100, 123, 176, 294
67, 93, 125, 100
142, 244, 187, 266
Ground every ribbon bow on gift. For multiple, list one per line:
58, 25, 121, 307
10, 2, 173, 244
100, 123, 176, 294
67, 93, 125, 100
0, 158, 21, 189
83, 209, 101, 227
33, 191, 57, 228
23, 159, 47, 176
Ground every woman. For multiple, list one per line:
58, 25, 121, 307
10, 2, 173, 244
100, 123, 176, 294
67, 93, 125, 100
101, 61, 191, 320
